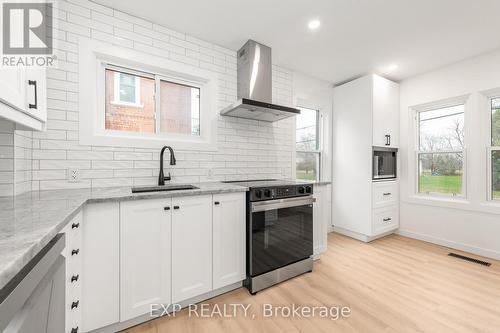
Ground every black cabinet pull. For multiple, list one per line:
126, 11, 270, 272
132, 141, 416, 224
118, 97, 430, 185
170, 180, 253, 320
28, 80, 37, 109
71, 327, 78, 333
164, 206, 170, 210
173, 206, 180, 210
71, 249, 79, 256
383, 192, 392, 196
71, 222, 80, 229
71, 274, 79, 283
383, 218, 392, 222
71, 300, 79, 309
385, 134, 391, 146
214, 201, 220, 205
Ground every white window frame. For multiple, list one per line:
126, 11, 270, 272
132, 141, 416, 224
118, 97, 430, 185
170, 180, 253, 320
487, 95, 500, 201
111, 71, 142, 107
295, 104, 323, 181
411, 95, 468, 199
79, 38, 219, 151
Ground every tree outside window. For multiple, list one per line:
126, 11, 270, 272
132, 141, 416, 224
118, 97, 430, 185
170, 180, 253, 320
417, 104, 465, 196
491, 98, 500, 200
296, 107, 320, 181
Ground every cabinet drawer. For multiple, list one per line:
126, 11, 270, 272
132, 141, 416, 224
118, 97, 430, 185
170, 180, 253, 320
372, 181, 399, 208
372, 205, 399, 236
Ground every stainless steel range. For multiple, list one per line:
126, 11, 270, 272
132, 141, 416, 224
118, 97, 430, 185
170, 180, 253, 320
224, 179, 315, 294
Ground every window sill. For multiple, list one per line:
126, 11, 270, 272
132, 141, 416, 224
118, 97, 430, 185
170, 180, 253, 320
403, 195, 500, 215
404, 194, 471, 209
110, 100, 144, 108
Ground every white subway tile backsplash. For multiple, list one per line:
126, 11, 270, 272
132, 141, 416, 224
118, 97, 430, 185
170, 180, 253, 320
113, 10, 152, 29
0, 0, 295, 195
91, 11, 133, 31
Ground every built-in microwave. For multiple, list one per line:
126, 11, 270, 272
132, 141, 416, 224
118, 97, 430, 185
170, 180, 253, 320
373, 147, 397, 180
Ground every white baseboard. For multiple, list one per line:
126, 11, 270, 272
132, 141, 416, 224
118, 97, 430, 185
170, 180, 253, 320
396, 229, 500, 260
333, 227, 395, 243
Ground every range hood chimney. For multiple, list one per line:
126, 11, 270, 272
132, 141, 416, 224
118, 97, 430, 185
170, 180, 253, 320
220, 40, 300, 122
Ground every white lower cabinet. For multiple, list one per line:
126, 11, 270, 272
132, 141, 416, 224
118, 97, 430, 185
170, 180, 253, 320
62, 212, 83, 333
120, 199, 172, 322
81, 202, 120, 332
172, 195, 213, 303
372, 205, 399, 236
79, 193, 246, 331
313, 184, 331, 257
212, 193, 246, 289
372, 181, 399, 209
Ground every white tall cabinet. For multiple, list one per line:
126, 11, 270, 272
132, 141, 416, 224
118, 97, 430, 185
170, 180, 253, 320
333, 74, 400, 242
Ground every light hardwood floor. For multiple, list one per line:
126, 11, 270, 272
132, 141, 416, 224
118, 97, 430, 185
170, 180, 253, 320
125, 233, 500, 333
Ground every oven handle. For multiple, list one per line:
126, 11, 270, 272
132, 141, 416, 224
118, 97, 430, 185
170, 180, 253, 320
251, 196, 315, 212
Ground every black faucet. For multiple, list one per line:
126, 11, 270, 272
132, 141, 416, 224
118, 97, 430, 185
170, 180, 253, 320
158, 146, 176, 186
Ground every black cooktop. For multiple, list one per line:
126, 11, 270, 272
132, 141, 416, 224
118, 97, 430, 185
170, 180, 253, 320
222, 179, 307, 188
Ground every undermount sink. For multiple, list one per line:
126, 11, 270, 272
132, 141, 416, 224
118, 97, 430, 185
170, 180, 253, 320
131, 184, 198, 193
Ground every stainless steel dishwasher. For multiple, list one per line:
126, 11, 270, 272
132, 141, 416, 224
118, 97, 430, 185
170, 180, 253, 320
0, 234, 65, 333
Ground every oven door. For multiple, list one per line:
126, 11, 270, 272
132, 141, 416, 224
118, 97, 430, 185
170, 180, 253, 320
249, 196, 314, 277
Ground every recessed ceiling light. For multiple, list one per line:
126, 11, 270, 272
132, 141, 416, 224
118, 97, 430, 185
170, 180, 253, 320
387, 64, 399, 71
308, 19, 321, 30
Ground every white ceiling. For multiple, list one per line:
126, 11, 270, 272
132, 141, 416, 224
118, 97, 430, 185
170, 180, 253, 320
94, 0, 500, 84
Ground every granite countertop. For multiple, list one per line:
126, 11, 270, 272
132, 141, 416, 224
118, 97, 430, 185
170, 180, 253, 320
297, 180, 332, 186
0, 182, 248, 291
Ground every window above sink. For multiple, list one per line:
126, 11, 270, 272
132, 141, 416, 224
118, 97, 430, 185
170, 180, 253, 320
78, 38, 219, 151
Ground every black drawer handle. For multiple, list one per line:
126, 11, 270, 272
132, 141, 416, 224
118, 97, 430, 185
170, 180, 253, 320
71, 274, 79, 283
71, 327, 78, 333
214, 201, 220, 205
173, 206, 180, 210
383, 218, 392, 222
28, 80, 37, 109
164, 206, 170, 210
71, 300, 79, 309
71, 249, 79, 256
71, 222, 80, 229
383, 192, 392, 196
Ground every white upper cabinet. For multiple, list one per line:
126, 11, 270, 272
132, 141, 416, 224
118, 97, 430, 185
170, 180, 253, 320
212, 193, 246, 289
0, 67, 26, 111
171, 195, 213, 303
0, 66, 46, 131
372, 74, 400, 147
120, 199, 172, 322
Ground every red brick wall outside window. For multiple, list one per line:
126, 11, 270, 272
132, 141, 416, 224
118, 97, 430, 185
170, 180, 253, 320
104, 68, 200, 135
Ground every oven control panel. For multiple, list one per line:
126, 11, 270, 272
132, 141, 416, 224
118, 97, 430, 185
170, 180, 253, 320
250, 184, 313, 201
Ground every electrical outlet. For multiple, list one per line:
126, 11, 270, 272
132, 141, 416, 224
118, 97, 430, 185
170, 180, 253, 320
68, 169, 80, 183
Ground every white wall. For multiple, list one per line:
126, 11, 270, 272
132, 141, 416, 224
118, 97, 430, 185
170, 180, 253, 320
399, 49, 500, 259
0, 0, 298, 194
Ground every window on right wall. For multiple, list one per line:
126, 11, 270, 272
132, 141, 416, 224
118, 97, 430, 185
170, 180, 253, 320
296, 106, 321, 181
490, 97, 500, 200
417, 104, 465, 196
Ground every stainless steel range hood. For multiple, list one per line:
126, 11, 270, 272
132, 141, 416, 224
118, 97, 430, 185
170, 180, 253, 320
220, 40, 300, 122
